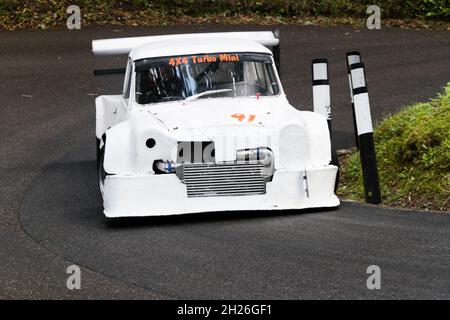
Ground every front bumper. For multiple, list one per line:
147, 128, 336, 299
102, 165, 339, 217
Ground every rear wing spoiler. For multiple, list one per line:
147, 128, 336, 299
92, 30, 280, 76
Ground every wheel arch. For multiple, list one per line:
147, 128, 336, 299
103, 120, 136, 175
95, 95, 123, 140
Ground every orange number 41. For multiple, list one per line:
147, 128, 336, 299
231, 113, 256, 123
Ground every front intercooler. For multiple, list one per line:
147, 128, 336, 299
181, 163, 267, 198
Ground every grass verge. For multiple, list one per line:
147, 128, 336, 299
338, 83, 450, 212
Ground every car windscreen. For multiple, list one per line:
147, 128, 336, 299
134, 53, 280, 105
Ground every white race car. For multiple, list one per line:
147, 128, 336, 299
92, 31, 339, 218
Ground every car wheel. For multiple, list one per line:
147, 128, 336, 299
96, 138, 100, 166
97, 146, 106, 197
331, 147, 339, 193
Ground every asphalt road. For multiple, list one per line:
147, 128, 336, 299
1, 25, 449, 299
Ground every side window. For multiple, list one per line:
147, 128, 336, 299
123, 59, 132, 99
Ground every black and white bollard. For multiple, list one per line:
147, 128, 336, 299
346, 51, 361, 149
349, 62, 381, 204
312, 58, 332, 136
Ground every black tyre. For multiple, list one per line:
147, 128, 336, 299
97, 146, 106, 197
96, 138, 101, 166
331, 147, 339, 193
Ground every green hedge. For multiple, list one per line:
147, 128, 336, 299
128, 0, 449, 19
1, 0, 449, 21
339, 83, 450, 211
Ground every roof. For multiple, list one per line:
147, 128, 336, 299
130, 37, 273, 61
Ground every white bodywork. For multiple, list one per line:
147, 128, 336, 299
94, 32, 339, 217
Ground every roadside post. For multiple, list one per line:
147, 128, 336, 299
312, 58, 332, 137
349, 62, 382, 204
346, 51, 361, 149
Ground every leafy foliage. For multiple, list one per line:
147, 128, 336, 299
0, 0, 448, 29
338, 83, 450, 211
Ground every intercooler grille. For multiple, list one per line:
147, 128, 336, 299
183, 163, 266, 198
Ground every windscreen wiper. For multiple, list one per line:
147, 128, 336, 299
184, 89, 232, 103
